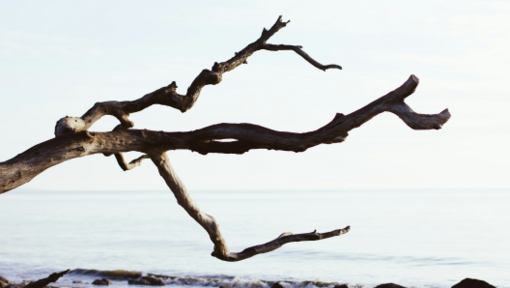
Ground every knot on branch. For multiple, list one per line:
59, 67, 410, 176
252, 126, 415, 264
212, 62, 220, 73
199, 69, 222, 85
164, 81, 178, 93
55, 116, 87, 137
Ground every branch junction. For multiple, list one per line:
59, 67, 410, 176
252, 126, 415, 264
0, 16, 450, 261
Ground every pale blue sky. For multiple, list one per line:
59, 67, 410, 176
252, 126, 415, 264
1, 1, 509, 191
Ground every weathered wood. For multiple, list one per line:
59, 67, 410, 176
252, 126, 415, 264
0, 17, 451, 262
23, 269, 69, 288
261, 44, 342, 71
54, 16, 341, 137
150, 151, 350, 261
0, 74, 449, 194
114, 153, 149, 171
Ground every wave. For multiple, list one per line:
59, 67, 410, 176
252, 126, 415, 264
68, 269, 347, 288
68, 269, 142, 280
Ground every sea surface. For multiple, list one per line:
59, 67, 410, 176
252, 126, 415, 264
0, 189, 509, 288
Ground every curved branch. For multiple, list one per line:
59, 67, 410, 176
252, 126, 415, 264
262, 44, 342, 71
232, 226, 350, 260
54, 16, 342, 137
114, 153, 149, 171
149, 152, 350, 261
1, 75, 450, 193
389, 103, 450, 130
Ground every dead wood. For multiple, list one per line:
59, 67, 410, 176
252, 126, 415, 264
0, 16, 450, 261
0, 74, 449, 194
22, 269, 69, 288
53, 16, 341, 137
150, 151, 350, 261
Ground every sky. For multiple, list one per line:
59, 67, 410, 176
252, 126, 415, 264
0, 0, 509, 191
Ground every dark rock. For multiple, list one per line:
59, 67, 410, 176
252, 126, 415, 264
333, 285, 349, 288
72, 281, 82, 284
374, 284, 406, 288
219, 286, 233, 288
92, 278, 111, 286
22, 269, 69, 288
0, 276, 9, 284
452, 278, 496, 288
0, 281, 7, 288
271, 283, 285, 288
128, 276, 165, 286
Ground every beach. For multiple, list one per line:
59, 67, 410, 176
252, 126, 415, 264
1, 189, 509, 288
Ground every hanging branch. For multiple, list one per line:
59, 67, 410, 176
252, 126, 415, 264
150, 151, 349, 261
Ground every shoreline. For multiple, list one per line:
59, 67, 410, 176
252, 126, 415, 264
0, 269, 501, 288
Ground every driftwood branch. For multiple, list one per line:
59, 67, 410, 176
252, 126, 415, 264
54, 16, 341, 137
114, 153, 149, 171
262, 44, 342, 71
0, 74, 450, 194
150, 152, 350, 261
0, 17, 451, 262
23, 269, 69, 288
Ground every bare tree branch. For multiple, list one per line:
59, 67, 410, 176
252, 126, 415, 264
0, 75, 450, 194
114, 153, 149, 171
231, 227, 350, 261
262, 44, 342, 71
0, 17, 451, 262
149, 152, 350, 261
54, 16, 342, 137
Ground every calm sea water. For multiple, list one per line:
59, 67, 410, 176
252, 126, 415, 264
0, 189, 509, 288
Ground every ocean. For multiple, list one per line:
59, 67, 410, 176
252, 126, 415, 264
0, 189, 509, 288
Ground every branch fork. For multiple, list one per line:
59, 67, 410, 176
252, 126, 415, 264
150, 151, 350, 261
54, 16, 341, 137
1, 16, 451, 261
